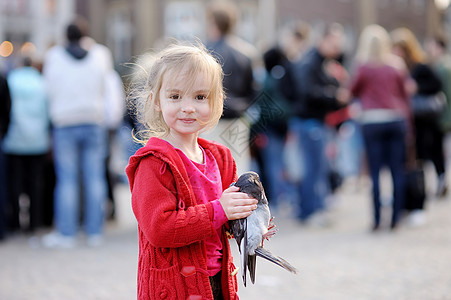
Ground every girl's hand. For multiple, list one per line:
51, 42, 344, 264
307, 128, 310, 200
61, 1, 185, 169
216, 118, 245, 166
220, 186, 258, 220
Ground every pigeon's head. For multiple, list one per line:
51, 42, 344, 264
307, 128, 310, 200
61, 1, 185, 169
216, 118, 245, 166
234, 171, 268, 204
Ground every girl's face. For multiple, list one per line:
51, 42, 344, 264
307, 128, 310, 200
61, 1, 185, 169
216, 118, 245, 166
157, 69, 212, 139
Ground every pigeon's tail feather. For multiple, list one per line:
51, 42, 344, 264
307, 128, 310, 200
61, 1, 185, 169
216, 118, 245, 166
240, 219, 248, 287
255, 247, 298, 274
248, 255, 257, 284
240, 236, 247, 286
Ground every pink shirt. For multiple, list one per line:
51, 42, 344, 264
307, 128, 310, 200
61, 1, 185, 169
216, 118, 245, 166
175, 146, 229, 276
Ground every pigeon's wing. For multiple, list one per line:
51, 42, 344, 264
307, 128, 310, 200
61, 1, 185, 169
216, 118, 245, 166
228, 183, 244, 248
228, 182, 251, 286
229, 218, 246, 251
244, 205, 266, 286
229, 218, 248, 286
229, 217, 249, 286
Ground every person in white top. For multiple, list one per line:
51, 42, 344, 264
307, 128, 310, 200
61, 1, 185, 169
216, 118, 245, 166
42, 19, 110, 248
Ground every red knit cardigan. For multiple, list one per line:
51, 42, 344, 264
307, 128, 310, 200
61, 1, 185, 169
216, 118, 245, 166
126, 137, 239, 300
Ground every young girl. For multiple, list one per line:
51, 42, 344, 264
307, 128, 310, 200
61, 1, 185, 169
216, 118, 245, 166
125, 43, 258, 299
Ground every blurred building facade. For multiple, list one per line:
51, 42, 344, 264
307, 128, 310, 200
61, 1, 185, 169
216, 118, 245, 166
0, 0, 74, 71
0, 0, 448, 72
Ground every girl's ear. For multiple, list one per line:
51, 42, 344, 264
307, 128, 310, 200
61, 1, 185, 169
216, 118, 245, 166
151, 93, 161, 111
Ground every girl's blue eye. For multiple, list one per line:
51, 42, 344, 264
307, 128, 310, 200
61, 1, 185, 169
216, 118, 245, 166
196, 95, 207, 101
170, 94, 180, 100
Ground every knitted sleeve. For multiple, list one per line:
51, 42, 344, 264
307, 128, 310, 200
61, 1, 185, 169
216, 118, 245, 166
131, 155, 216, 248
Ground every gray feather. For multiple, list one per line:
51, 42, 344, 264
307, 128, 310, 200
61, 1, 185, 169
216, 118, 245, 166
255, 247, 298, 274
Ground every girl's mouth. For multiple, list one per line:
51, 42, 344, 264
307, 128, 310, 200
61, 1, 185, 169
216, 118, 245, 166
179, 118, 196, 123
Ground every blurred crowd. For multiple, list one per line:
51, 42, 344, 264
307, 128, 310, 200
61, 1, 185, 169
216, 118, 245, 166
0, 17, 128, 247
201, 2, 451, 232
1, 2, 451, 246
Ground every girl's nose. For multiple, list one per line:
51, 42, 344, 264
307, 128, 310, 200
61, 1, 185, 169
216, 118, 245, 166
181, 101, 195, 113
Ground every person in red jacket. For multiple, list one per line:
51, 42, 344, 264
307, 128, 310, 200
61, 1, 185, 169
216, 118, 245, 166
126, 43, 257, 300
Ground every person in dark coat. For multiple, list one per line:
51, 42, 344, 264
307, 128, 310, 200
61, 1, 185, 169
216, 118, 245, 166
290, 23, 350, 224
253, 21, 310, 209
203, 1, 257, 175
391, 27, 446, 226
0, 73, 11, 240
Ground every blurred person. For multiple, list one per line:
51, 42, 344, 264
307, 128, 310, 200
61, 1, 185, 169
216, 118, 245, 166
25, 60, 56, 228
2, 56, 50, 234
289, 23, 350, 225
350, 24, 411, 231
203, 1, 257, 176
126, 43, 257, 300
391, 28, 446, 226
323, 53, 351, 193
426, 35, 451, 171
253, 21, 310, 209
42, 19, 109, 248
324, 53, 352, 129
0, 73, 11, 240
282, 21, 312, 62
102, 69, 126, 220
82, 35, 126, 219
122, 101, 143, 159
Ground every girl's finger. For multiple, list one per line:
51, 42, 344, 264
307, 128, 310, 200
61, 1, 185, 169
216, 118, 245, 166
234, 197, 258, 205
225, 186, 240, 192
231, 192, 253, 199
236, 211, 253, 219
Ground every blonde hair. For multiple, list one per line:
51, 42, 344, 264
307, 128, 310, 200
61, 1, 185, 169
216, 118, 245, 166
355, 24, 392, 64
390, 27, 426, 70
127, 42, 224, 144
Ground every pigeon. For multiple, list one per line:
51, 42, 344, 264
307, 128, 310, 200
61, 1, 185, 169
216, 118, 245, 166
229, 171, 298, 286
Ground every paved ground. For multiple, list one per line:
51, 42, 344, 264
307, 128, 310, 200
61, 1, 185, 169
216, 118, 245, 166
1, 167, 451, 300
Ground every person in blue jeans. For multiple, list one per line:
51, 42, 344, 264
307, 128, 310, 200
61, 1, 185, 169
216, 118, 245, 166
42, 19, 110, 247
350, 25, 410, 230
52, 126, 107, 236
291, 23, 349, 223
289, 118, 331, 220
361, 122, 407, 229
